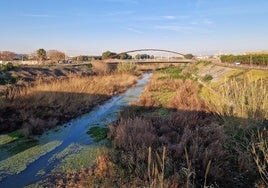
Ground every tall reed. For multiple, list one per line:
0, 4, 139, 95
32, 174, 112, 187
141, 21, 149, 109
209, 74, 268, 125
147, 146, 166, 188
251, 129, 268, 185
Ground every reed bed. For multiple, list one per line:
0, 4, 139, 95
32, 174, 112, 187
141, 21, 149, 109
207, 74, 268, 126
0, 73, 138, 134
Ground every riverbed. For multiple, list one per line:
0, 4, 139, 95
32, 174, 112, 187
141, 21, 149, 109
0, 73, 152, 187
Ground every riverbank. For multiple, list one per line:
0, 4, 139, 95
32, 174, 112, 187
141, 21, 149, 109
46, 62, 268, 187
0, 72, 152, 187
0, 65, 139, 135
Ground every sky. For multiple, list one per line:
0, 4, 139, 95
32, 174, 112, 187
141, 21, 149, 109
0, 0, 268, 56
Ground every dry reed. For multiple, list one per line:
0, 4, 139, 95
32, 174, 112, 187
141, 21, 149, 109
0, 73, 138, 134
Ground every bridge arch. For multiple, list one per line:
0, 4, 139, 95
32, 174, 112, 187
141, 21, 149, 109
117, 49, 185, 57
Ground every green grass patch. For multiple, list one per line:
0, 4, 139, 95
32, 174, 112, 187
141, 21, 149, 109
156, 91, 174, 106
0, 141, 62, 181
53, 145, 109, 173
49, 143, 83, 163
156, 66, 196, 80
87, 126, 109, 142
156, 66, 183, 79
3, 139, 39, 157
0, 130, 24, 146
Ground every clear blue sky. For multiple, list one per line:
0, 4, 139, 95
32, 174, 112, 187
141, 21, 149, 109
0, 0, 268, 55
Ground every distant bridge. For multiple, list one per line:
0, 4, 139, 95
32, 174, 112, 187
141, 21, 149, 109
103, 48, 196, 64
117, 48, 186, 57
104, 59, 195, 64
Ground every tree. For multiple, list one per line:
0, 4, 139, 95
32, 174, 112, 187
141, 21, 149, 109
119, 53, 132, 60
47, 50, 65, 63
0, 51, 16, 61
102, 51, 118, 59
184, 54, 194, 59
135, 54, 141, 59
36, 48, 47, 61
135, 54, 150, 59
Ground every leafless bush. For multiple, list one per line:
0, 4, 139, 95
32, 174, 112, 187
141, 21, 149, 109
109, 110, 227, 186
168, 79, 208, 111
91, 61, 112, 74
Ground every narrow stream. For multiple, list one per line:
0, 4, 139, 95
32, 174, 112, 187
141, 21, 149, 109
0, 73, 152, 188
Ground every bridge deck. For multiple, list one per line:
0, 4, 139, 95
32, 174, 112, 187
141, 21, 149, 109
104, 59, 196, 64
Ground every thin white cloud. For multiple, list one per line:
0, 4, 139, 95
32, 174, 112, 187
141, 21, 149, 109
202, 18, 213, 25
163, 16, 176, 20
191, 18, 213, 26
126, 27, 143, 34
103, 10, 134, 17
155, 25, 196, 32
155, 24, 212, 33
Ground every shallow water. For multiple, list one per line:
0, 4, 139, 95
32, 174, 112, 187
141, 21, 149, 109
0, 73, 152, 188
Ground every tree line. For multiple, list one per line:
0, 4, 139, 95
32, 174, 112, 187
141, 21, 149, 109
220, 54, 268, 65
101, 51, 153, 60
0, 49, 66, 63
1, 49, 194, 64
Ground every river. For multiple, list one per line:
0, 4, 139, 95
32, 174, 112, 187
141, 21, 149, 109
0, 73, 152, 188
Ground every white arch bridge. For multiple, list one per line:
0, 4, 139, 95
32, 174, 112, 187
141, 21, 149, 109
104, 48, 196, 64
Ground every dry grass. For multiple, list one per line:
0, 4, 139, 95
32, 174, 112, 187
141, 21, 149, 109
205, 74, 268, 127
107, 67, 228, 186
168, 79, 208, 111
108, 111, 226, 187
138, 73, 183, 107
0, 73, 138, 134
199, 68, 268, 185
36, 66, 267, 187
91, 61, 112, 74
107, 66, 265, 187
251, 129, 268, 185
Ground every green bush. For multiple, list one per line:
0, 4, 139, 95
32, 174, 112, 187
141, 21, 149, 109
0, 63, 15, 71
84, 63, 92, 68
0, 76, 16, 85
87, 126, 109, 142
202, 74, 213, 82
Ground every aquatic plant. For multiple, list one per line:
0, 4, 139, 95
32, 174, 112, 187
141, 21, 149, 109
0, 141, 62, 180
87, 126, 109, 142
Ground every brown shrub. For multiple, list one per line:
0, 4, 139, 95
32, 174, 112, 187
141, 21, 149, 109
91, 61, 112, 74
168, 79, 208, 111
109, 110, 227, 186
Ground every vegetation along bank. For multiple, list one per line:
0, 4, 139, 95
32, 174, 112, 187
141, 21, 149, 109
40, 62, 268, 187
